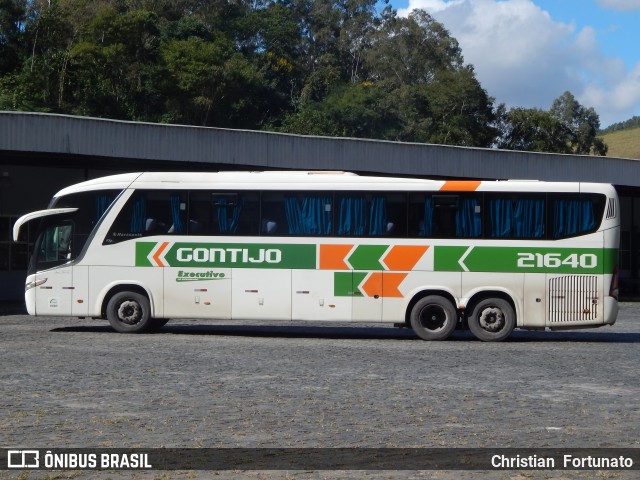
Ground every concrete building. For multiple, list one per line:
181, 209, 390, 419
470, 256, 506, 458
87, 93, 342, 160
1, 111, 639, 300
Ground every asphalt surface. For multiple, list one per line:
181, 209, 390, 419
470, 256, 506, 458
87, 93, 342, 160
1, 304, 640, 479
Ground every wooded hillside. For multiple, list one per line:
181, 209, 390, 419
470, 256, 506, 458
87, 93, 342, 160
0, 0, 608, 155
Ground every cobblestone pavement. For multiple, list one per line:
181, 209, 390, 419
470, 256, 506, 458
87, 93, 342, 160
2, 304, 640, 480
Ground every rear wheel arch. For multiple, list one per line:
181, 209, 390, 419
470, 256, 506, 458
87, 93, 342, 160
465, 290, 518, 342
404, 289, 459, 326
464, 290, 518, 324
101, 283, 154, 319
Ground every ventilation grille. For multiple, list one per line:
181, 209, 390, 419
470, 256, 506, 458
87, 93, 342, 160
549, 276, 598, 323
606, 197, 617, 219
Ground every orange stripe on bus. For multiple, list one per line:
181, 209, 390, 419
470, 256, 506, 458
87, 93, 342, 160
361, 272, 383, 298
440, 180, 481, 191
382, 245, 429, 271
383, 273, 407, 297
319, 244, 353, 270
361, 272, 408, 298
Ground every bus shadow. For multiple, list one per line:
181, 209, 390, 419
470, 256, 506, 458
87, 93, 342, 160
50, 323, 640, 342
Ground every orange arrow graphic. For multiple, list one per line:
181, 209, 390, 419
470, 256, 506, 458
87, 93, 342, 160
382, 273, 407, 297
382, 245, 429, 271
153, 242, 170, 267
361, 272, 383, 298
319, 244, 353, 270
360, 272, 407, 298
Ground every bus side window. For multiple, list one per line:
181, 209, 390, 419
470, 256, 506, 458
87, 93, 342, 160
432, 195, 457, 237
282, 192, 332, 236
335, 193, 403, 237
486, 195, 545, 239
381, 193, 407, 237
190, 191, 260, 236
261, 192, 286, 236
104, 190, 187, 243
549, 193, 605, 239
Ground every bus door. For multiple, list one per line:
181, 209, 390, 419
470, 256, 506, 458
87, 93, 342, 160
32, 219, 75, 315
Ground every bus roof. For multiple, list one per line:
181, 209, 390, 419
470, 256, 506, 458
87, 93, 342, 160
53, 171, 617, 197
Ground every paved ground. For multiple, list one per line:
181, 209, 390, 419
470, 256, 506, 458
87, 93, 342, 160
1, 304, 640, 479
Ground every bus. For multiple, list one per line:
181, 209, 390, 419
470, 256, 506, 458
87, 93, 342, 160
12, 171, 620, 341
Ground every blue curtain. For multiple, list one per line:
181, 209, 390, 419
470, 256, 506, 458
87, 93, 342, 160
456, 199, 481, 237
95, 194, 114, 221
553, 199, 595, 238
369, 196, 387, 236
488, 199, 512, 238
338, 197, 367, 236
488, 198, 545, 238
514, 199, 545, 238
285, 196, 331, 235
130, 195, 147, 233
170, 195, 185, 233
419, 197, 434, 236
217, 198, 243, 234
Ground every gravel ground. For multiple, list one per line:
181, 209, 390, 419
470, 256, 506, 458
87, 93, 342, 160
1, 303, 639, 479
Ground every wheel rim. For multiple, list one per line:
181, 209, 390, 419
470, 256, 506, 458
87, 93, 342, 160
418, 304, 448, 332
477, 306, 505, 332
117, 300, 142, 325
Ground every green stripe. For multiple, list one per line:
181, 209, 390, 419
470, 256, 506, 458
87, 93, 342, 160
347, 245, 388, 270
136, 242, 316, 269
135, 242, 156, 267
334, 272, 367, 296
435, 246, 616, 274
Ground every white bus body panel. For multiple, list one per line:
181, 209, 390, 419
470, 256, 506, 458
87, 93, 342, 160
232, 269, 291, 320
34, 266, 73, 315
163, 267, 232, 319
291, 270, 351, 321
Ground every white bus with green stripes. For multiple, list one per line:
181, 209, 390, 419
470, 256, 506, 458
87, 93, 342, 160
13, 171, 620, 341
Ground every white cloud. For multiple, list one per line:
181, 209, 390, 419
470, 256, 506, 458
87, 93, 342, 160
399, 0, 640, 126
596, 0, 640, 11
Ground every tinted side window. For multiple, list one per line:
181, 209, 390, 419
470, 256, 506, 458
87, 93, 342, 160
549, 193, 605, 239
104, 190, 187, 244
260, 192, 333, 236
486, 195, 545, 239
335, 192, 403, 237
189, 191, 259, 236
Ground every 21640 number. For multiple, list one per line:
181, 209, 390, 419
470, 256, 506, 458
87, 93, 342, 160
517, 253, 597, 269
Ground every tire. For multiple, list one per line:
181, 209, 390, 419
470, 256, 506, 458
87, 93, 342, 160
409, 295, 458, 341
467, 298, 516, 342
106, 291, 152, 333
148, 317, 170, 331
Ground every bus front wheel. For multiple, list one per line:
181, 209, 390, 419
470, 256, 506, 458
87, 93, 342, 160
409, 295, 458, 341
106, 291, 152, 333
467, 298, 515, 342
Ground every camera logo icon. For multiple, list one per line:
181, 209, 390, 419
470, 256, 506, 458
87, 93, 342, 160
7, 450, 40, 468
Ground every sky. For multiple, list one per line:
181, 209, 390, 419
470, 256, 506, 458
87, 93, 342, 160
387, 0, 640, 127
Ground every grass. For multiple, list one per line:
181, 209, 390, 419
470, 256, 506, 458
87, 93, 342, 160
601, 126, 640, 159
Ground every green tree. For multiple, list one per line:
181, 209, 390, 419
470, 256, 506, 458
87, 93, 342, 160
365, 9, 463, 86
494, 106, 572, 153
550, 91, 607, 155
0, 0, 27, 73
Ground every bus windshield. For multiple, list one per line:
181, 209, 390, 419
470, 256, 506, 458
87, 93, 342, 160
29, 189, 121, 273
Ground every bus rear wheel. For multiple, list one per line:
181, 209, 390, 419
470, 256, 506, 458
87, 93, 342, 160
410, 295, 458, 341
467, 298, 515, 342
106, 291, 152, 333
